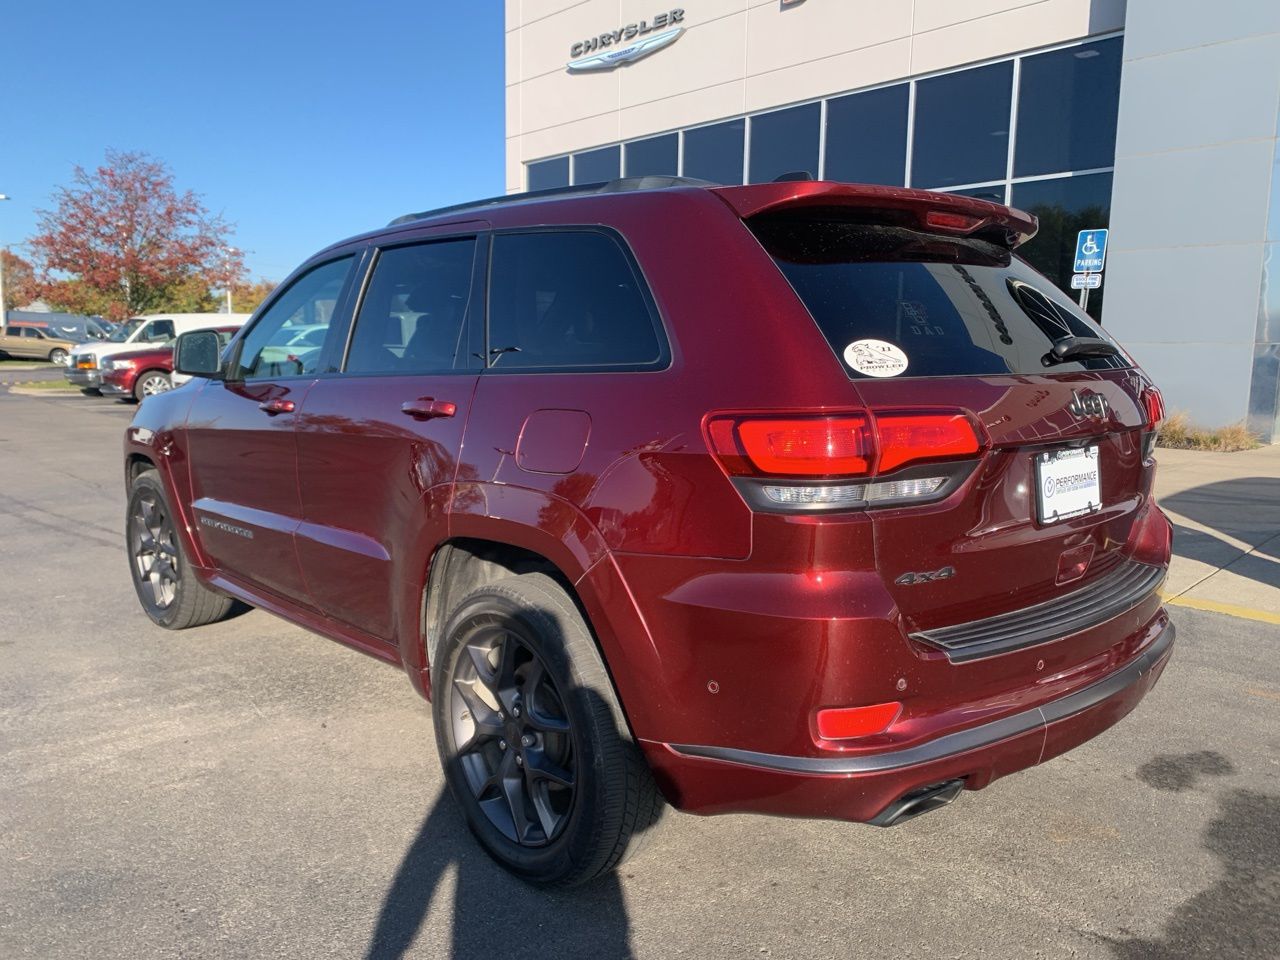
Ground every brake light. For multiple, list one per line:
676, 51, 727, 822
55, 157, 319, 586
723, 415, 874, 477
815, 702, 902, 740
1140, 386, 1165, 459
876, 413, 981, 473
924, 210, 987, 233
705, 410, 985, 511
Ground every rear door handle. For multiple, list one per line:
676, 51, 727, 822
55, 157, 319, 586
401, 398, 458, 421
258, 399, 296, 415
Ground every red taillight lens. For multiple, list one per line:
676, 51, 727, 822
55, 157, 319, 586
708, 415, 874, 477
876, 413, 981, 474
1142, 386, 1166, 430
707, 410, 984, 480
815, 702, 902, 740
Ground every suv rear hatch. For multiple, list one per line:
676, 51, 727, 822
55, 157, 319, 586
717, 183, 1165, 654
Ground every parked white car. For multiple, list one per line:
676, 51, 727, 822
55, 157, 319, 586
66, 313, 249, 393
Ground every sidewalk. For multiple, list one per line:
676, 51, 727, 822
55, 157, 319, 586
1155, 443, 1280, 623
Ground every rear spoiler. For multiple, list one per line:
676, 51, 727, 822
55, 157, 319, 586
709, 181, 1038, 248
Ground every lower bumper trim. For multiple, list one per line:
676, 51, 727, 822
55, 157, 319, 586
668, 620, 1174, 776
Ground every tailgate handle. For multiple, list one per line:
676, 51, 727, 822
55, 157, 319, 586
401, 398, 457, 421
258, 399, 296, 415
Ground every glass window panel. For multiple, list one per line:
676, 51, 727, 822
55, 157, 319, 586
488, 232, 664, 370
624, 134, 678, 178
682, 119, 745, 185
234, 257, 352, 380
912, 62, 1013, 189
943, 184, 1007, 203
749, 103, 821, 184
1011, 172, 1114, 321
574, 145, 621, 184
824, 84, 909, 186
346, 239, 477, 375
1015, 38, 1123, 178
527, 157, 570, 191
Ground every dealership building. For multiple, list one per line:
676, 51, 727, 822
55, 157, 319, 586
504, 0, 1280, 440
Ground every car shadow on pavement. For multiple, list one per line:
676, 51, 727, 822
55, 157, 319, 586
365, 680, 648, 960
1162, 478, 1280, 591
1103, 751, 1280, 959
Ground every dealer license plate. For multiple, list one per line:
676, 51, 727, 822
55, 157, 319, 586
1035, 446, 1102, 524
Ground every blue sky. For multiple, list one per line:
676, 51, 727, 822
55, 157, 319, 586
1, 1, 505, 281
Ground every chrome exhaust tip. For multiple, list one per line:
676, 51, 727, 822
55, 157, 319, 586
869, 779, 965, 827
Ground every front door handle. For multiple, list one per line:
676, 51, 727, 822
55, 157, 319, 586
401, 398, 457, 421
259, 398, 296, 415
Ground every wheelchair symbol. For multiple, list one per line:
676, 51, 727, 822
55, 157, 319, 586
1081, 234, 1100, 256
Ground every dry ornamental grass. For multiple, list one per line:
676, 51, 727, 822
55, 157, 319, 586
1156, 412, 1262, 452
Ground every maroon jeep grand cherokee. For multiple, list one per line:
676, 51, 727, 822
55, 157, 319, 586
123, 178, 1174, 885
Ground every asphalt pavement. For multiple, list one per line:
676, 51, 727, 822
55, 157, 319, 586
1, 386, 1277, 960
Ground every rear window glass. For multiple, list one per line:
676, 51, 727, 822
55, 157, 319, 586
750, 218, 1129, 379
487, 231, 665, 370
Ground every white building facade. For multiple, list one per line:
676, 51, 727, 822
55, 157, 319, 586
505, 0, 1280, 440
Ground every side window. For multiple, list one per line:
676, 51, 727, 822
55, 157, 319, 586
21, 327, 39, 338
345, 238, 476, 375
233, 257, 353, 380
487, 231, 663, 370
146, 320, 176, 343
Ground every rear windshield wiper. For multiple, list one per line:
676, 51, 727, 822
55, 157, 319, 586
1043, 336, 1119, 365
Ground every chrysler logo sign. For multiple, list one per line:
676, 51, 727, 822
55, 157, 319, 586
568, 9, 685, 72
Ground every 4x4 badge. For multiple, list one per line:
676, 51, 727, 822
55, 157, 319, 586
1067, 389, 1109, 420
895, 566, 955, 586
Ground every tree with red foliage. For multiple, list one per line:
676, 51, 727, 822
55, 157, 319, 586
29, 150, 245, 320
1, 249, 40, 310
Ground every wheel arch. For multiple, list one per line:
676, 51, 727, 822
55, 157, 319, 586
415, 536, 663, 745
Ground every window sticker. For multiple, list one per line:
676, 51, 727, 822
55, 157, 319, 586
843, 339, 909, 378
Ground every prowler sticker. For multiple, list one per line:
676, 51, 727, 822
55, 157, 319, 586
843, 339, 909, 378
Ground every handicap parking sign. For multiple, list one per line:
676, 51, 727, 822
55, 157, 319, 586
1074, 229, 1109, 273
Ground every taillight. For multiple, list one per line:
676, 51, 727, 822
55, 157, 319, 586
1140, 386, 1165, 459
705, 409, 985, 512
876, 413, 981, 473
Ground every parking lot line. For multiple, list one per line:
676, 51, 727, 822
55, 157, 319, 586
1162, 594, 1280, 626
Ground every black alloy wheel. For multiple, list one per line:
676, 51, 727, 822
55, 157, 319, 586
130, 486, 180, 611
448, 622, 577, 846
125, 469, 236, 629
433, 573, 662, 885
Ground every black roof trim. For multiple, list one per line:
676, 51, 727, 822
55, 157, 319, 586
388, 176, 718, 226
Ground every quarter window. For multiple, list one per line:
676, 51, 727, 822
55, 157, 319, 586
487, 231, 663, 370
345, 239, 477, 375
232, 256, 352, 380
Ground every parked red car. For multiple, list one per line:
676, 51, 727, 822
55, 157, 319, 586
102, 326, 242, 401
123, 178, 1174, 885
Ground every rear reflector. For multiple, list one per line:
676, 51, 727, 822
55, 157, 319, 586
816, 702, 902, 740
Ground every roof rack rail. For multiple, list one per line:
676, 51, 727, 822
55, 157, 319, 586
388, 176, 718, 226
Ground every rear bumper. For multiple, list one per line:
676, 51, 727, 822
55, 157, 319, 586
642, 615, 1174, 823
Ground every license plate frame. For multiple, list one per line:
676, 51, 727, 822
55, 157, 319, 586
1035, 445, 1102, 524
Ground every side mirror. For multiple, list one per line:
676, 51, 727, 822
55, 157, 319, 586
173, 330, 225, 380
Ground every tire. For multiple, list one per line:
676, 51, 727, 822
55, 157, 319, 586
126, 469, 235, 629
48, 348, 68, 365
432, 573, 662, 886
134, 370, 172, 402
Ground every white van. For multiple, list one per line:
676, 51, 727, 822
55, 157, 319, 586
65, 313, 250, 393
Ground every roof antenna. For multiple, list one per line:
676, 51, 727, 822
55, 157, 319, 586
772, 171, 814, 183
